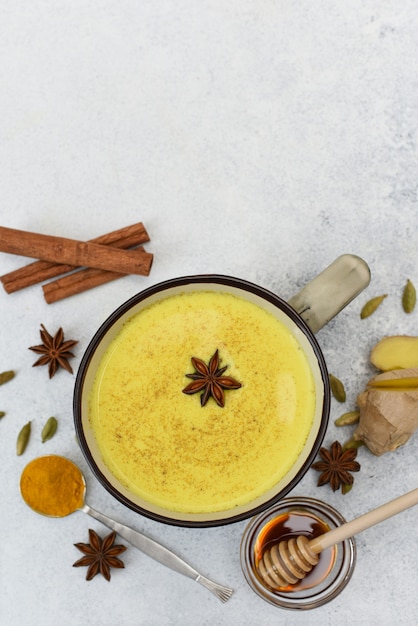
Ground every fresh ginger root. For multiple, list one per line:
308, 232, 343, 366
370, 335, 418, 370
354, 368, 418, 455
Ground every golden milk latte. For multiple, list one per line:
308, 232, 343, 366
88, 291, 316, 513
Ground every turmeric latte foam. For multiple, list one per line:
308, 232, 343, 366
88, 291, 316, 513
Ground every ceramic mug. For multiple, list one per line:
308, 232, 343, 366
73, 254, 370, 527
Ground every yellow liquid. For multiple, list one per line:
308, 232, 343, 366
89, 291, 316, 513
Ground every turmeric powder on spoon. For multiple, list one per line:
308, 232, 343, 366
20, 455, 85, 517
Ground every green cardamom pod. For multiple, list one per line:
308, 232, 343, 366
342, 438, 364, 451
16, 421, 31, 456
402, 279, 416, 314
335, 410, 360, 426
0, 370, 15, 385
329, 374, 346, 402
360, 294, 387, 319
341, 483, 353, 495
41, 416, 58, 443
0, 411, 5, 419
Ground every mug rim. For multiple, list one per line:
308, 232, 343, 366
73, 274, 331, 527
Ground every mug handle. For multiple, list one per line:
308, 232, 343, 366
287, 254, 371, 334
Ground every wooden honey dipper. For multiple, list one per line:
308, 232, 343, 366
258, 487, 418, 589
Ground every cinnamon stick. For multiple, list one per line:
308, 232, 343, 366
1, 222, 150, 293
0, 226, 151, 276
42, 250, 153, 304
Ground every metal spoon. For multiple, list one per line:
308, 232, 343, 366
20, 455, 233, 603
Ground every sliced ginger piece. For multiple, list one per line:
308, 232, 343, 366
370, 335, 418, 371
367, 376, 418, 390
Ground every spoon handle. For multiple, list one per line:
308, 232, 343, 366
81, 503, 233, 603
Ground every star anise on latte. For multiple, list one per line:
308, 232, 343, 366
311, 440, 361, 493
29, 324, 78, 378
73, 529, 127, 581
182, 349, 242, 407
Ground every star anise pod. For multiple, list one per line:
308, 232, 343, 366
311, 440, 361, 493
182, 349, 242, 407
73, 529, 127, 581
29, 324, 78, 378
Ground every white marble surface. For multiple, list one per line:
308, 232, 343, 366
1, 1, 418, 624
